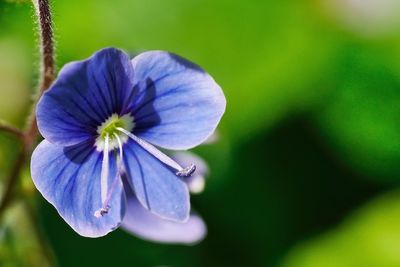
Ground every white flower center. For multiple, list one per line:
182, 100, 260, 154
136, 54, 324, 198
93, 113, 197, 219
95, 113, 134, 151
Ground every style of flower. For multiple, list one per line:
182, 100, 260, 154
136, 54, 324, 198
30, 48, 225, 238
121, 151, 208, 244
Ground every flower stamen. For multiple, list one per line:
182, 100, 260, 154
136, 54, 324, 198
176, 164, 196, 177
116, 127, 196, 177
100, 134, 110, 204
95, 113, 134, 152
94, 133, 125, 218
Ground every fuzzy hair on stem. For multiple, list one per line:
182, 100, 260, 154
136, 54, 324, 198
0, 0, 56, 217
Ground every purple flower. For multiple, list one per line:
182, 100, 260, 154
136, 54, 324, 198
121, 152, 208, 244
30, 48, 225, 238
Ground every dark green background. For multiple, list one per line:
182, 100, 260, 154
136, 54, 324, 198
2, 0, 400, 266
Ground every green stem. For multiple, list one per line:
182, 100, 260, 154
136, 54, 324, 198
26, 0, 55, 147
0, 0, 55, 217
0, 147, 26, 216
0, 120, 24, 140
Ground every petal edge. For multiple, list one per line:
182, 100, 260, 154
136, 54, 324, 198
130, 51, 226, 150
30, 140, 126, 237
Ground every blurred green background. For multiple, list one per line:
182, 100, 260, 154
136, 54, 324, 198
2, 0, 400, 266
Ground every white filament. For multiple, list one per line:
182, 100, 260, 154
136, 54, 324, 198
95, 126, 197, 219
116, 127, 183, 172
100, 134, 109, 204
114, 133, 124, 164
95, 134, 124, 218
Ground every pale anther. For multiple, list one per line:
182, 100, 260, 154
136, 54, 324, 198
176, 164, 196, 177
94, 206, 110, 218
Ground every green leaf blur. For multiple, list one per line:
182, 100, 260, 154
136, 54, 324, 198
2, 0, 400, 266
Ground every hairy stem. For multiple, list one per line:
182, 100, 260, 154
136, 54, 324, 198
38, 0, 55, 90
26, 0, 55, 147
0, 0, 55, 216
